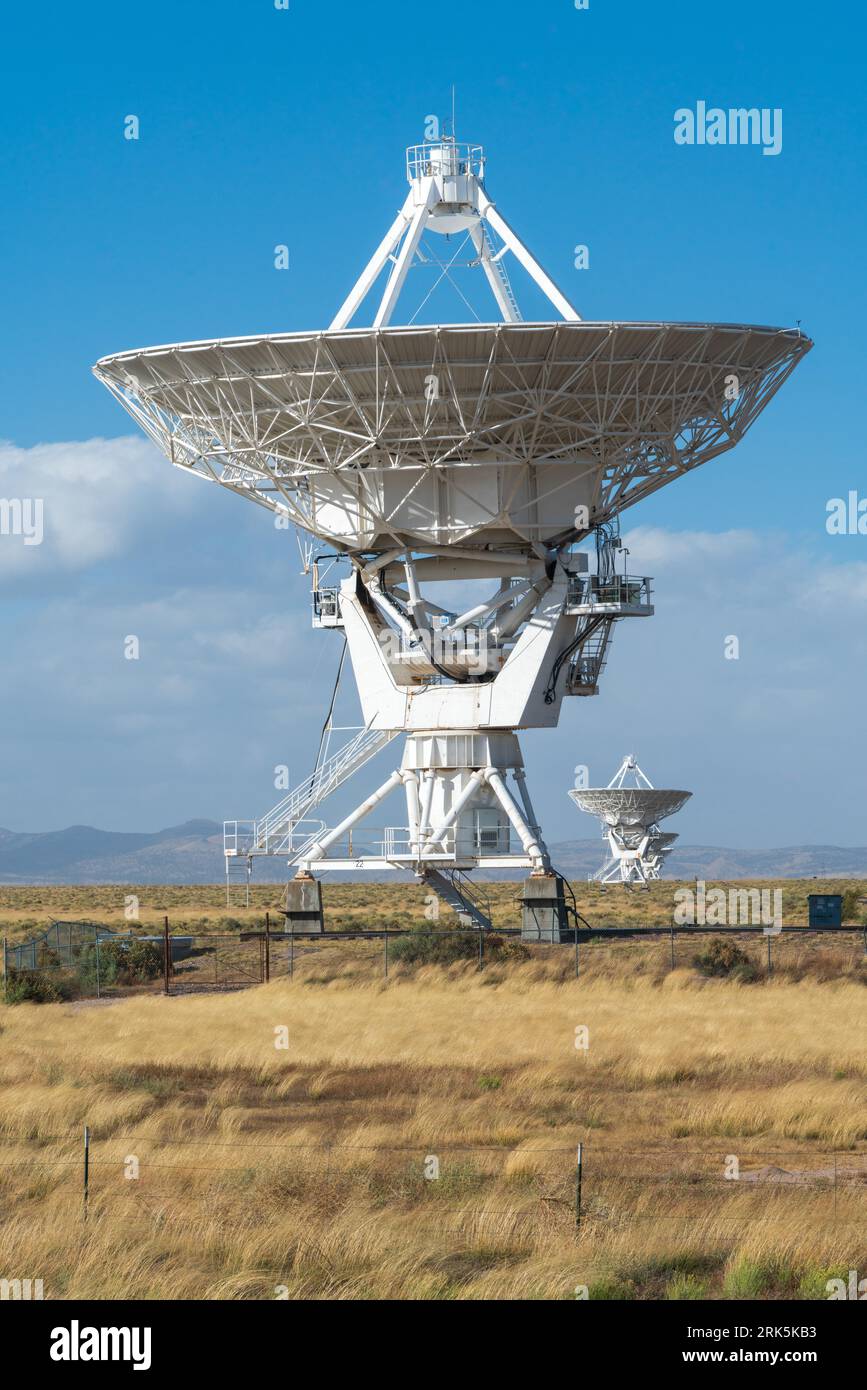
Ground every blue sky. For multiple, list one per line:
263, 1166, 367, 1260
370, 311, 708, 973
1, 0, 865, 848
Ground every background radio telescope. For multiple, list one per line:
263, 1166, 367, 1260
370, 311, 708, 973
94, 128, 810, 931
569, 755, 692, 885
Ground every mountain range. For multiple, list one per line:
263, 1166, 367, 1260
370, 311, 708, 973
0, 821, 865, 884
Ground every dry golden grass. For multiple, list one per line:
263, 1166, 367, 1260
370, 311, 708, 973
1, 876, 865, 942
1, 950, 865, 1300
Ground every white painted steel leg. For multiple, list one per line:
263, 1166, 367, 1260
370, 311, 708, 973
418, 770, 435, 838
374, 180, 438, 328
403, 769, 422, 855
513, 769, 541, 842
305, 769, 403, 861
422, 768, 486, 852
478, 189, 581, 322
330, 195, 414, 331
485, 767, 548, 870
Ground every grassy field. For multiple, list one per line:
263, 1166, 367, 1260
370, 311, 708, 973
1, 877, 865, 943
1, 941, 865, 1300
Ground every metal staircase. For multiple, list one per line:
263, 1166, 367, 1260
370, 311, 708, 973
422, 867, 493, 931
566, 620, 615, 695
224, 727, 399, 897
259, 727, 398, 851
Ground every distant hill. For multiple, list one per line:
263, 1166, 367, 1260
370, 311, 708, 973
0, 822, 865, 884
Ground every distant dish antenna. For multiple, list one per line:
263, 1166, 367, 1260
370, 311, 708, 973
569, 755, 692, 885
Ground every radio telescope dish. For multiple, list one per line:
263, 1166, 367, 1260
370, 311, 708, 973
569, 786, 692, 828
94, 320, 807, 556
569, 755, 691, 885
94, 129, 808, 934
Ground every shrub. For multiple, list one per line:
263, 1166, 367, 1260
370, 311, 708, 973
4, 968, 67, 1004
73, 937, 162, 989
693, 938, 760, 982
388, 929, 479, 966
841, 888, 863, 923
122, 939, 163, 982
489, 938, 531, 964
74, 941, 120, 990
386, 930, 531, 967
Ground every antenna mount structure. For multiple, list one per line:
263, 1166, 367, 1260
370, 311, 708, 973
569, 755, 692, 885
93, 125, 811, 932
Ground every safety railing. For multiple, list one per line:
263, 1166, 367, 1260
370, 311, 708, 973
405, 141, 485, 182
565, 574, 653, 615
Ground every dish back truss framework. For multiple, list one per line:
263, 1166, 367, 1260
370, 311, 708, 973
93, 131, 811, 925
569, 754, 692, 884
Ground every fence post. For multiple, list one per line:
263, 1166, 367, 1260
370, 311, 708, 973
163, 916, 170, 995
670, 923, 675, 972
83, 1124, 90, 1221
2, 936, 7, 1003
95, 931, 101, 1000
478, 927, 483, 972
767, 935, 773, 976
384, 926, 389, 978
575, 1142, 583, 1229
574, 923, 579, 978
264, 912, 271, 984
289, 924, 294, 980
834, 1153, 838, 1221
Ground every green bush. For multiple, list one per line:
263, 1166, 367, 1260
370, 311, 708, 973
387, 930, 532, 967
73, 937, 163, 990
75, 941, 119, 990
487, 936, 531, 964
841, 888, 863, 923
693, 938, 760, 982
122, 939, 163, 982
4, 968, 68, 1004
388, 929, 480, 965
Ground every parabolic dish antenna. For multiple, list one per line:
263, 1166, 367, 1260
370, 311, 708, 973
569, 787, 692, 828
569, 755, 692, 885
94, 129, 809, 934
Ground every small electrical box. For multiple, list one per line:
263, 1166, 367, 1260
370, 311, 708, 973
807, 893, 843, 928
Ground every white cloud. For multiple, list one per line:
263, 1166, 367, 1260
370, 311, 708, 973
622, 524, 760, 569
0, 435, 198, 578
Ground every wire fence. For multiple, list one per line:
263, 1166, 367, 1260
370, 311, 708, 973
3, 918, 866, 1002
1, 1132, 865, 1231
5, 917, 867, 1006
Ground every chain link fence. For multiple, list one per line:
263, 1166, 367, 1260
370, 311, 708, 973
3, 919, 866, 1002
